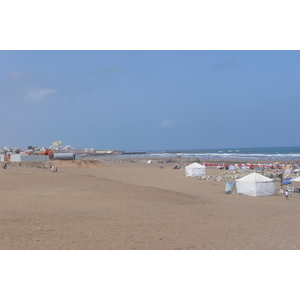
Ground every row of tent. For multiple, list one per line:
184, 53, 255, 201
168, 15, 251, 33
184, 163, 278, 197
184, 162, 295, 175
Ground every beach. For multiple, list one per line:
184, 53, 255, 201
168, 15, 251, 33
1, 158, 300, 250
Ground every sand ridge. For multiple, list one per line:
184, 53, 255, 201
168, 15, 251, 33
9, 159, 108, 169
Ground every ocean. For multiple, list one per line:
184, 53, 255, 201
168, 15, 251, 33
117, 146, 300, 162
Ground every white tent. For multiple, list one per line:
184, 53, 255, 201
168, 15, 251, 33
185, 162, 206, 177
235, 172, 276, 197
291, 176, 300, 181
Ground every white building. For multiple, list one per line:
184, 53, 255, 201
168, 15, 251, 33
53, 140, 62, 147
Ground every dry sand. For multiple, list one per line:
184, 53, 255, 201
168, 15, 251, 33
1, 159, 300, 250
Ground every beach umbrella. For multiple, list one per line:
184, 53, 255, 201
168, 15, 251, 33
281, 181, 292, 185
285, 177, 293, 181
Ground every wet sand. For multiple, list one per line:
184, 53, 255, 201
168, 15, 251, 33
1, 159, 300, 250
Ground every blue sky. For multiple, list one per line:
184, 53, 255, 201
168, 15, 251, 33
1, 50, 300, 151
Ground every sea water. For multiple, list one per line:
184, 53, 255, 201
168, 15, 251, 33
114, 146, 300, 162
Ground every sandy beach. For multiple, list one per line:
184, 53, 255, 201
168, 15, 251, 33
1, 158, 300, 250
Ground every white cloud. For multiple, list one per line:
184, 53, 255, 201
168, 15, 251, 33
161, 119, 184, 128
11, 71, 22, 79
23, 88, 57, 103
213, 58, 238, 70
89, 66, 124, 78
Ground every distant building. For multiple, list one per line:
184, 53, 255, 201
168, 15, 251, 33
53, 140, 62, 147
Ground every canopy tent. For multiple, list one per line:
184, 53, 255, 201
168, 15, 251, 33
185, 162, 206, 177
225, 181, 236, 194
291, 176, 300, 181
234, 172, 276, 197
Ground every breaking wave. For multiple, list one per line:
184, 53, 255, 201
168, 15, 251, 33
117, 146, 300, 161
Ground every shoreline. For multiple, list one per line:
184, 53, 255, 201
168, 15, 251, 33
87, 154, 299, 166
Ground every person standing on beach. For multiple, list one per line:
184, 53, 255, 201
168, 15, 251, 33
285, 190, 289, 200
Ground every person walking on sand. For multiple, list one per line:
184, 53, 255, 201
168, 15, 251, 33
285, 190, 289, 201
